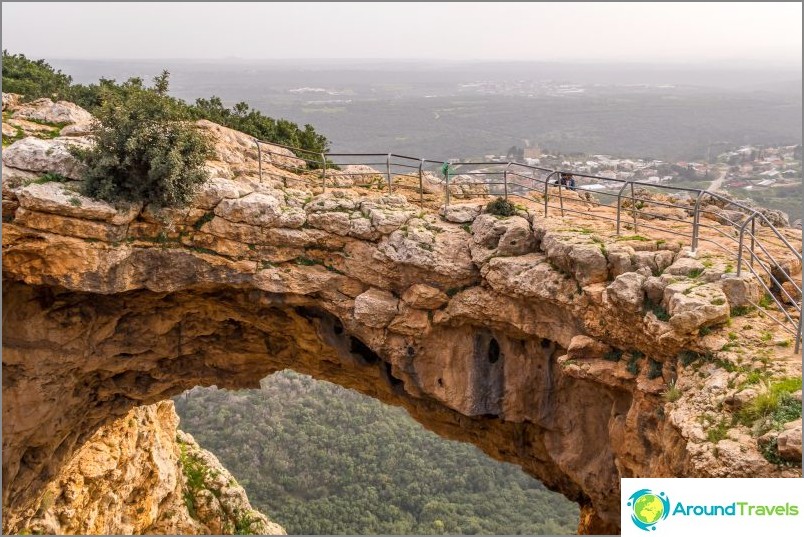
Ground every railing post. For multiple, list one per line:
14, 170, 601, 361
254, 139, 263, 183
557, 173, 565, 217
736, 212, 758, 277
691, 190, 704, 253
320, 152, 327, 192
444, 165, 451, 211
418, 159, 425, 208
615, 181, 630, 236
749, 215, 756, 269
503, 162, 511, 200
386, 153, 392, 193
543, 171, 557, 217
630, 181, 638, 232
795, 307, 802, 354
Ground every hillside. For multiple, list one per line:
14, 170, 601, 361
173, 371, 579, 535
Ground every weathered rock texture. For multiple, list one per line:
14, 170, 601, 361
4, 401, 283, 535
2, 101, 801, 535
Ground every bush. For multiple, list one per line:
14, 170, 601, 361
75, 73, 213, 207
1, 50, 72, 100
486, 197, 516, 217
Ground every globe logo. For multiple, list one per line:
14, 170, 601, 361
627, 489, 670, 531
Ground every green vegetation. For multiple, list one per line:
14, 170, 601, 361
662, 381, 682, 403
486, 197, 517, 217
758, 293, 774, 309
731, 305, 755, 317
71, 73, 213, 207
173, 371, 578, 535
2, 50, 330, 163
615, 235, 650, 242
33, 172, 69, 184
645, 298, 670, 322
1, 51, 72, 99
737, 377, 802, 432
603, 348, 623, 362
706, 419, 730, 444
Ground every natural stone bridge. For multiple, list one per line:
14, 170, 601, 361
3, 115, 801, 534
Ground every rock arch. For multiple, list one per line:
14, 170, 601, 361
4, 119, 800, 535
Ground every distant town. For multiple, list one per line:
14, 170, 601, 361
468, 142, 800, 196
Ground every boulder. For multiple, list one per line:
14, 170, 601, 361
471, 214, 508, 249
664, 257, 705, 277
606, 245, 635, 278
192, 177, 255, 210
605, 272, 646, 313
541, 233, 608, 286
11, 98, 93, 125
388, 307, 431, 336
353, 288, 399, 328
776, 419, 802, 462
401, 284, 449, 309
2, 92, 22, 111
2, 136, 91, 179
718, 274, 762, 309
496, 216, 536, 256
664, 282, 730, 333
15, 182, 140, 224
567, 335, 612, 361
441, 203, 482, 223
214, 191, 306, 229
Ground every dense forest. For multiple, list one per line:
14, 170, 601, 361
173, 371, 578, 535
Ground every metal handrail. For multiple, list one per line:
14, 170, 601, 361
252, 138, 802, 351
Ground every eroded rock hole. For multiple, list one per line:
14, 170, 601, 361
349, 336, 380, 365
488, 338, 500, 363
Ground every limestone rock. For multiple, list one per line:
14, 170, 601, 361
605, 272, 646, 313
718, 274, 762, 308
11, 98, 93, 125
2, 136, 90, 179
215, 191, 306, 229
441, 203, 482, 223
353, 288, 399, 328
401, 283, 448, 309
13, 401, 283, 535
541, 233, 608, 286
567, 335, 612, 361
193, 177, 255, 210
496, 215, 536, 256
15, 182, 141, 224
664, 282, 730, 332
606, 245, 635, 278
664, 257, 705, 277
2, 92, 22, 110
777, 420, 802, 462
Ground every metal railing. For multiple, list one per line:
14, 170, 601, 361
253, 138, 803, 352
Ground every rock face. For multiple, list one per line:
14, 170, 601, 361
5, 401, 283, 535
2, 109, 801, 536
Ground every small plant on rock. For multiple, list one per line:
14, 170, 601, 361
486, 197, 516, 217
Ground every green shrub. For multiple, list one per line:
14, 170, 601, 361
706, 419, 730, 443
731, 305, 755, 317
486, 197, 516, 217
603, 349, 623, 362
662, 381, 682, 402
1, 50, 72, 100
737, 377, 803, 429
75, 73, 213, 207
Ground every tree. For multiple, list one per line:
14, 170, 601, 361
1, 50, 72, 100
75, 73, 213, 207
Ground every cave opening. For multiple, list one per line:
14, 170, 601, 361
172, 371, 580, 535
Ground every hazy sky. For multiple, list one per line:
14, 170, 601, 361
2, 2, 802, 65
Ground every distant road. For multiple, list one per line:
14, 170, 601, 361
707, 168, 728, 192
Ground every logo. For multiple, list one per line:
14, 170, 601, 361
628, 489, 670, 531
